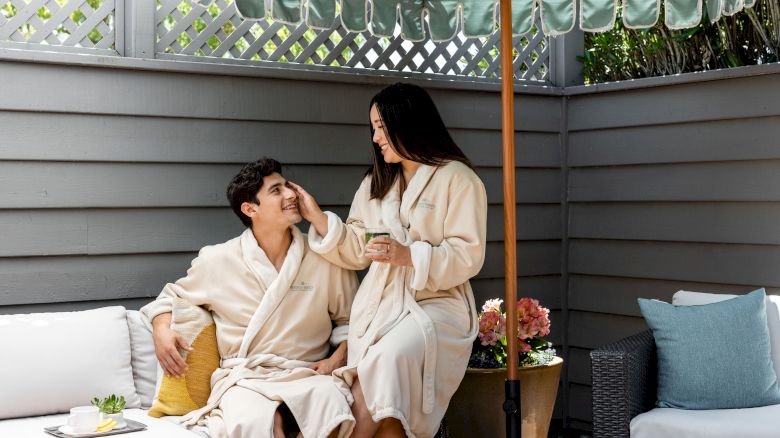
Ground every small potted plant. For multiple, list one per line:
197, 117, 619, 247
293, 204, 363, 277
91, 394, 127, 429
447, 297, 562, 438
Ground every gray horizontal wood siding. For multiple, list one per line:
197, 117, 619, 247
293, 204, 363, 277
0, 61, 564, 385
0, 56, 565, 424
566, 70, 780, 425
9, 54, 780, 430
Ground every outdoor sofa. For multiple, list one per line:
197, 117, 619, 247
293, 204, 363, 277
0, 306, 206, 437
0, 304, 453, 438
590, 291, 780, 437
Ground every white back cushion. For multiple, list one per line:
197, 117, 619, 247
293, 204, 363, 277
673, 291, 780, 379
0, 306, 141, 419
126, 310, 158, 408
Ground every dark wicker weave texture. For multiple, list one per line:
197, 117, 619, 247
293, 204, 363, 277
590, 330, 657, 438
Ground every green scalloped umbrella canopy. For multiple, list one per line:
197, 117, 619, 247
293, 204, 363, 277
199, 0, 755, 39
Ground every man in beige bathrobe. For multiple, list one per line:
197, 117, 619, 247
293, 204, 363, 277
141, 158, 358, 438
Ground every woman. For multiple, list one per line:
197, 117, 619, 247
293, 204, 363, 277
291, 82, 487, 438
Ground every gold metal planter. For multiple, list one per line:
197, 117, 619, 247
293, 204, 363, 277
445, 357, 563, 438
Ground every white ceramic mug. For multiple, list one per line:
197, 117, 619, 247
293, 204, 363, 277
66, 405, 101, 433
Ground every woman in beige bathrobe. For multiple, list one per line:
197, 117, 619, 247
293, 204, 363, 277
291, 83, 487, 438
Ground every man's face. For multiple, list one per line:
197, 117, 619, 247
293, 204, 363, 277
246, 172, 301, 228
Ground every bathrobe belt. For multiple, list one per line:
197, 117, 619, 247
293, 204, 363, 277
180, 353, 311, 427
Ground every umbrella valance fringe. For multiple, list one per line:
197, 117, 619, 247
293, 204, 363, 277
198, 0, 756, 39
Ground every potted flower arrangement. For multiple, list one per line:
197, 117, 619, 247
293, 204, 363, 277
446, 297, 563, 438
468, 297, 555, 368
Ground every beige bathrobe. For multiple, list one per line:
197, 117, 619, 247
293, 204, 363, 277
308, 160, 487, 438
140, 226, 358, 438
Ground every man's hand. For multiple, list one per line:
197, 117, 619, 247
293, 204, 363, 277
152, 313, 192, 378
310, 341, 347, 375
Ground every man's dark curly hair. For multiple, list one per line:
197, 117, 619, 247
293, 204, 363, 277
226, 157, 282, 227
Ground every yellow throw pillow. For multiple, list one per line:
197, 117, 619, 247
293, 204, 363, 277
148, 299, 219, 417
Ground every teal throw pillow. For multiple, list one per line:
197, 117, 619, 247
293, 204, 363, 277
638, 288, 780, 409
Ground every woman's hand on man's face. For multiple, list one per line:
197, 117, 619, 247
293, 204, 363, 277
287, 181, 329, 236
287, 181, 321, 221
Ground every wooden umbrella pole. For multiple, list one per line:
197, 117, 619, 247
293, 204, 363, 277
499, 0, 521, 437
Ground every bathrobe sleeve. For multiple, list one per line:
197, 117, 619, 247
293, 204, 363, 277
419, 171, 488, 292
140, 245, 216, 328
309, 178, 372, 271
328, 265, 359, 345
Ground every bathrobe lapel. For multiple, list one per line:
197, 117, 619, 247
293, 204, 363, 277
354, 165, 437, 337
380, 165, 436, 244
181, 226, 308, 428
238, 226, 304, 358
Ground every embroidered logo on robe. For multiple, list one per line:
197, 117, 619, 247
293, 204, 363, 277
290, 281, 314, 292
416, 198, 436, 211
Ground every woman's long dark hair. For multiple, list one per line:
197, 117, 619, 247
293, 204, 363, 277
367, 82, 473, 200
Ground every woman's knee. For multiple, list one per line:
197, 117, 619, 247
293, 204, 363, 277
376, 417, 405, 436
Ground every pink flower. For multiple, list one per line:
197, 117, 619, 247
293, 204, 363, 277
479, 310, 499, 332
478, 330, 500, 346
482, 299, 503, 313
515, 297, 551, 341
477, 302, 505, 347
518, 341, 532, 353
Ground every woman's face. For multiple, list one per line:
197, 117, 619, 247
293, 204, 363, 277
370, 104, 402, 164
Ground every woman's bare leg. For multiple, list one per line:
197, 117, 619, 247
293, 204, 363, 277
350, 377, 382, 438
374, 418, 405, 438
273, 410, 286, 438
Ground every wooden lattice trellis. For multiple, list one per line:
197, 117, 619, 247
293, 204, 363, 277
0, 0, 550, 81
155, 0, 549, 81
0, 0, 115, 53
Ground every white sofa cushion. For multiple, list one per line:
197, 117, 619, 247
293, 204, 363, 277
127, 310, 158, 408
631, 404, 780, 438
0, 306, 141, 419
673, 291, 780, 379
0, 408, 205, 437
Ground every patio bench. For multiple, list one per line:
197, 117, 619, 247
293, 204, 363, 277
0, 305, 448, 438
591, 291, 780, 438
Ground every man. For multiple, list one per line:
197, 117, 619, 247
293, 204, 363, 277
141, 158, 357, 438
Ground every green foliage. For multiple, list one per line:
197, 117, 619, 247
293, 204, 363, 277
520, 338, 555, 367
1, 2, 17, 19
6, 0, 109, 44
91, 394, 126, 414
37, 6, 52, 20
582, 1, 780, 83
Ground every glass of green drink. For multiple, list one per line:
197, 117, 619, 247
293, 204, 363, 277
364, 227, 391, 255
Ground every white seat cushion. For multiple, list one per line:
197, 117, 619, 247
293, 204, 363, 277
673, 291, 780, 379
631, 405, 780, 438
0, 409, 205, 438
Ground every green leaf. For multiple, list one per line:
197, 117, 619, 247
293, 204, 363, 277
91, 394, 126, 414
